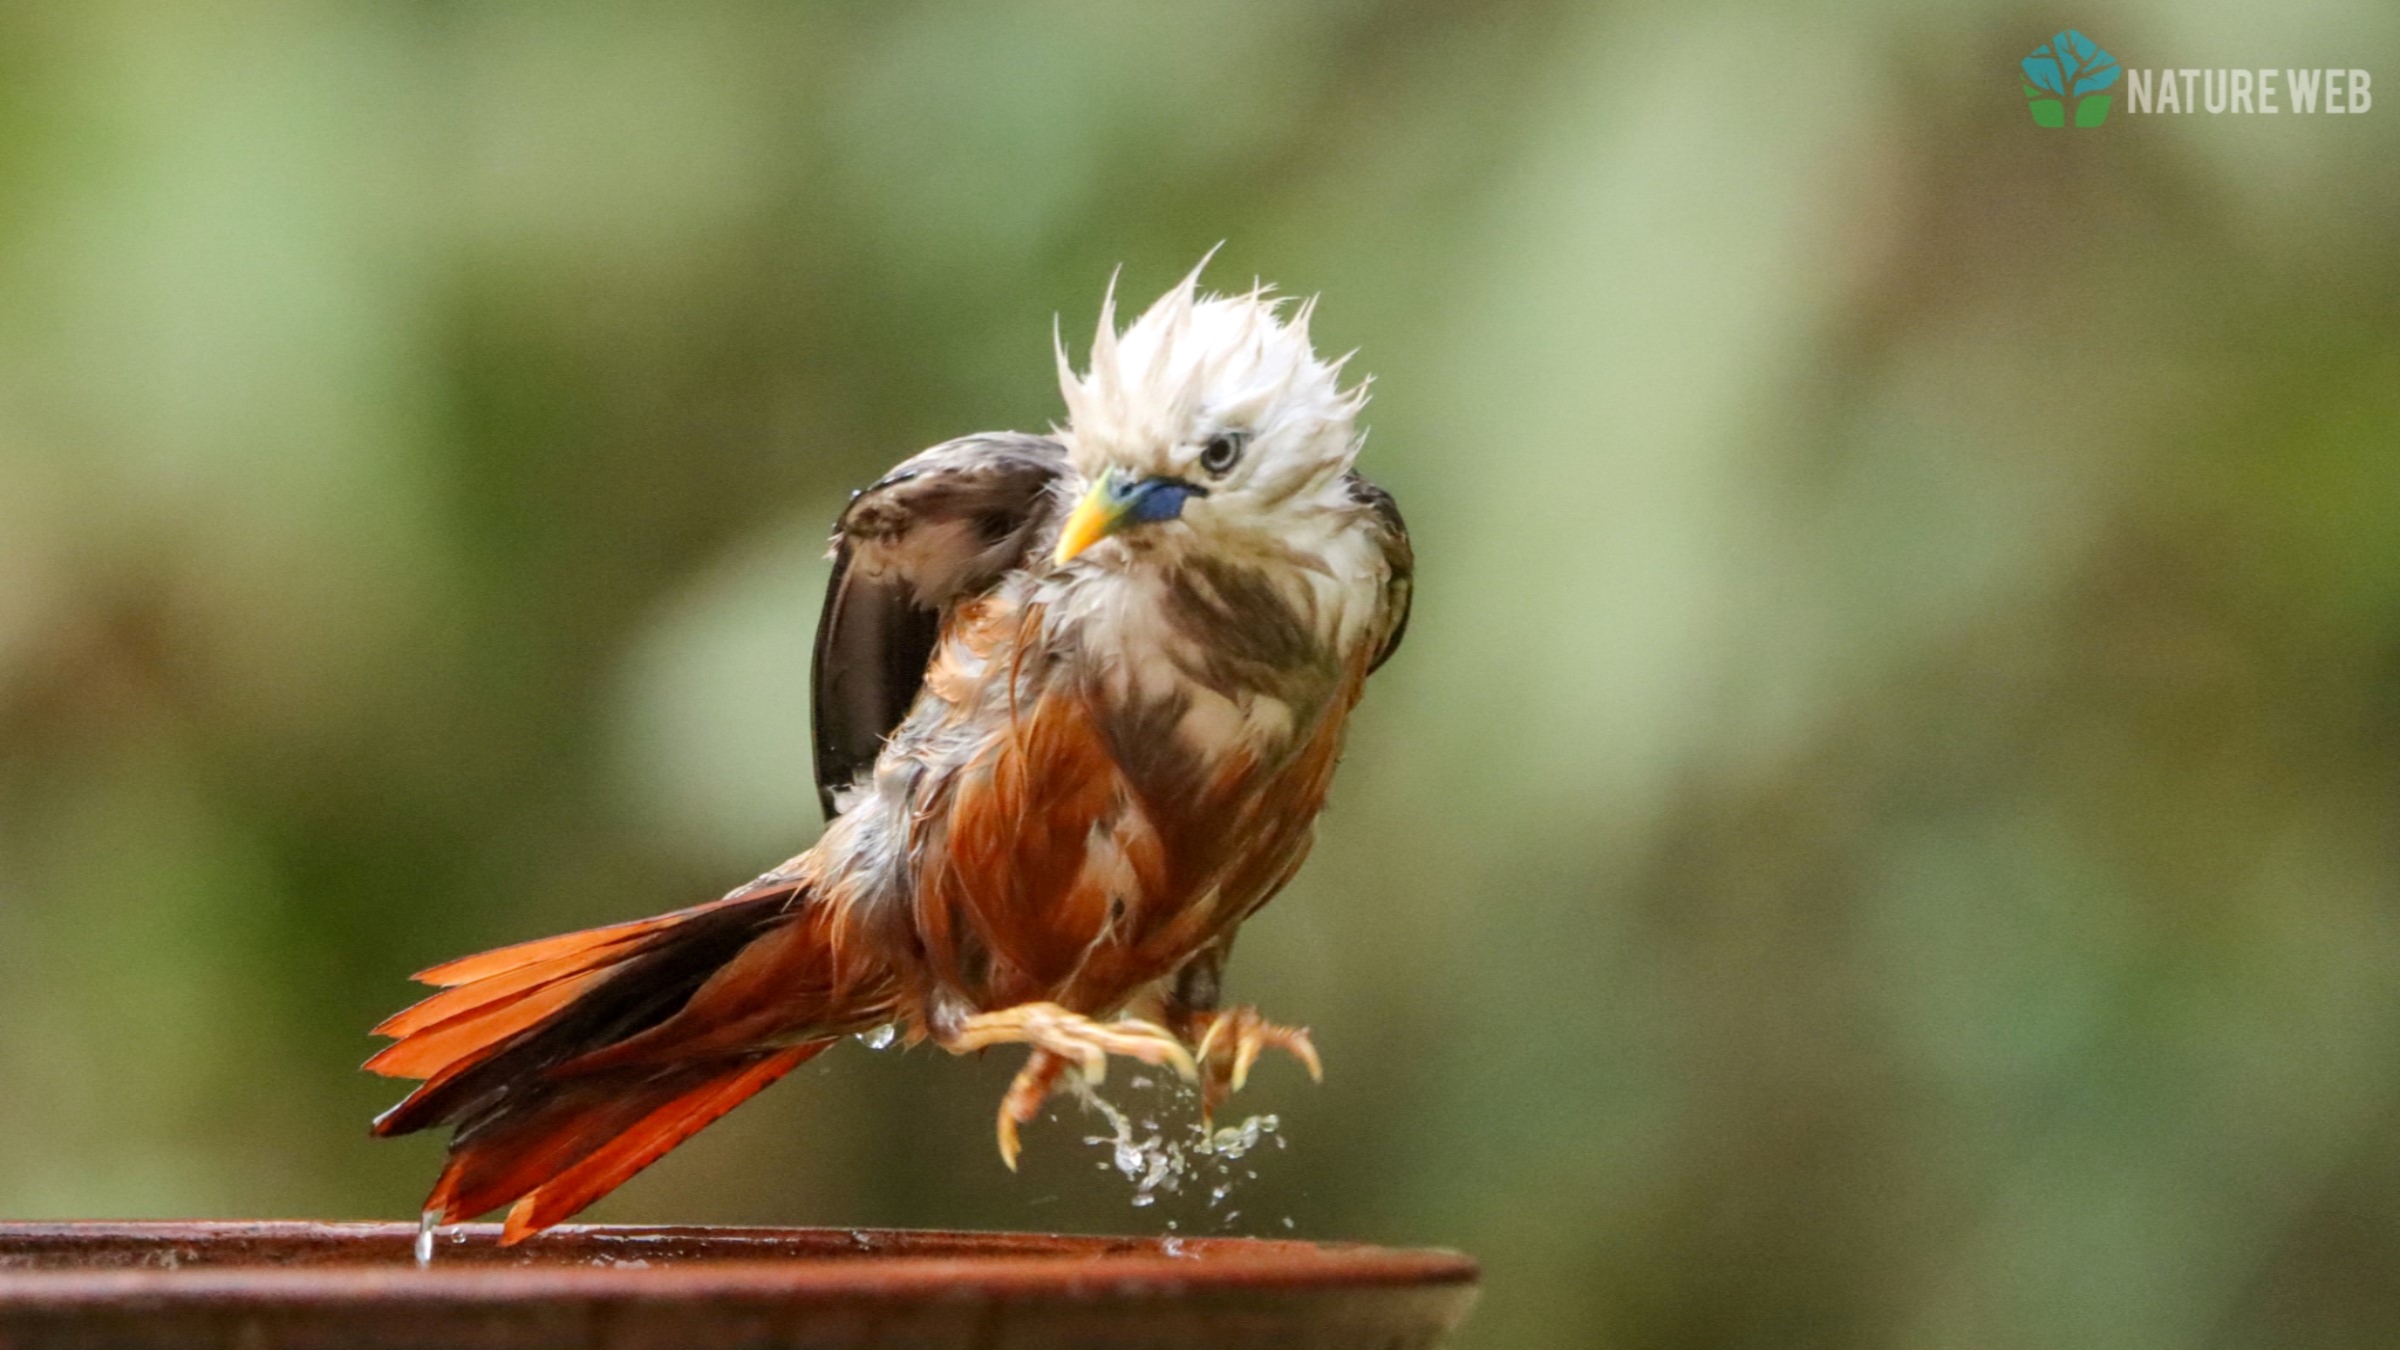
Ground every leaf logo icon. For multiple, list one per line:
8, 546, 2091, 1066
2023, 30, 2122, 127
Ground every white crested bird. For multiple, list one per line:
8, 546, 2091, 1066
368, 261, 1415, 1242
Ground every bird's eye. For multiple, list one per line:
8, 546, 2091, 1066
1198, 432, 1246, 477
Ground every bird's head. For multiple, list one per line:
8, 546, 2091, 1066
1051, 259, 1368, 566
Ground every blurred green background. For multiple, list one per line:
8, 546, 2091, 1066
2, 2, 2398, 1346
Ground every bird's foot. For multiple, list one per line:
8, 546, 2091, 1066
946, 1002, 1198, 1169
1186, 1006, 1322, 1123
992, 1050, 1069, 1172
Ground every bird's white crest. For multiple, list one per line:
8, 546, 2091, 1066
1054, 258, 1369, 495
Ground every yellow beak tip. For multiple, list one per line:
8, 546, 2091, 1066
1053, 481, 1119, 565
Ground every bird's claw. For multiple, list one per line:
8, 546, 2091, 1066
1188, 1006, 1322, 1122
947, 1002, 1198, 1168
994, 1050, 1069, 1172
950, 1002, 1198, 1084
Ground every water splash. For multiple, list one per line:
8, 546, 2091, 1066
1070, 1076, 1283, 1224
414, 1210, 438, 1268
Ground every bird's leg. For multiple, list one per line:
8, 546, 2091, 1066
1182, 1006, 1323, 1124
993, 1049, 1069, 1172
942, 1002, 1198, 1168
1156, 944, 1322, 1123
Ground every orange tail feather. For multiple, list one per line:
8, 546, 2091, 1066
497, 1043, 825, 1243
364, 969, 613, 1081
371, 878, 845, 1235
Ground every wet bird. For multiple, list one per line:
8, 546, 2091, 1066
367, 262, 1414, 1242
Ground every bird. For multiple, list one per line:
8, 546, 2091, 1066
366, 259, 1415, 1244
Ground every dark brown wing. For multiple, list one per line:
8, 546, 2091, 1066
1345, 469, 1414, 673
811, 433, 1070, 818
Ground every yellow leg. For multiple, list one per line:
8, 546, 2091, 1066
1187, 1006, 1322, 1123
992, 1050, 1067, 1172
944, 1002, 1198, 1169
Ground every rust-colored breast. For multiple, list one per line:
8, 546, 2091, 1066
907, 592, 1367, 1015
913, 675, 1149, 1009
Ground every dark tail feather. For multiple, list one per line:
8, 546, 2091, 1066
369, 879, 831, 1237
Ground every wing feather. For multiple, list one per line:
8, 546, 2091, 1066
1344, 469, 1414, 673
811, 433, 1068, 817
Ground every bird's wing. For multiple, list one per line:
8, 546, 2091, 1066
812, 433, 1071, 818
1345, 469, 1414, 673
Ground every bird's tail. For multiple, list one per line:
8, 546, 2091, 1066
368, 875, 871, 1243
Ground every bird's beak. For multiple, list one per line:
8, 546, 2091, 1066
1054, 470, 1205, 564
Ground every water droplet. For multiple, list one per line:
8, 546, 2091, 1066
854, 1024, 898, 1050
414, 1211, 438, 1268
1071, 1079, 1290, 1215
